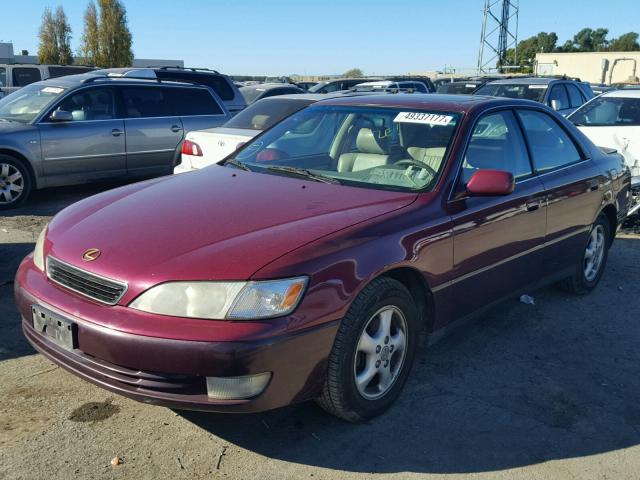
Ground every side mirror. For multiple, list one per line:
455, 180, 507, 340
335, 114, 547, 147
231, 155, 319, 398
466, 169, 514, 196
49, 110, 73, 122
550, 99, 560, 110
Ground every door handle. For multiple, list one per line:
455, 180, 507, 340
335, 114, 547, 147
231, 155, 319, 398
526, 200, 541, 212
170, 125, 183, 133
111, 129, 123, 137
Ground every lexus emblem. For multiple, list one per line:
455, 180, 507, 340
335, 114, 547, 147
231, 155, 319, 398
82, 248, 101, 262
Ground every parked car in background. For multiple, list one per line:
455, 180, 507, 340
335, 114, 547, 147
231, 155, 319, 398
436, 79, 487, 95
353, 80, 431, 93
590, 84, 615, 96
0, 73, 230, 209
17, 94, 629, 422
308, 78, 379, 94
0, 64, 96, 98
239, 83, 306, 104
296, 81, 318, 91
569, 89, 640, 215
177, 94, 324, 173
475, 77, 594, 116
385, 76, 435, 93
96, 67, 246, 115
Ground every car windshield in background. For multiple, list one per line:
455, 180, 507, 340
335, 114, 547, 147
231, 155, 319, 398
570, 96, 640, 126
239, 86, 266, 104
0, 84, 67, 123
231, 106, 461, 192
437, 83, 480, 94
224, 98, 311, 131
475, 83, 547, 102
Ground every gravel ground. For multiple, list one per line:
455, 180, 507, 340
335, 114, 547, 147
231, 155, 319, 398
1, 183, 640, 480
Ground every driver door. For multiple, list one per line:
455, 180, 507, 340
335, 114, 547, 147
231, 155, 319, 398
38, 86, 126, 185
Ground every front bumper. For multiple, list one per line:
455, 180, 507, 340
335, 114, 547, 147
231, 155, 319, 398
16, 261, 339, 413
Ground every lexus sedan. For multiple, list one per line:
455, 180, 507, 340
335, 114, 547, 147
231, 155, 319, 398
16, 95, 630, 422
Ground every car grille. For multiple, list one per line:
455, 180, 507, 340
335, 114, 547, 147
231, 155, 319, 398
46, 256, 127, 305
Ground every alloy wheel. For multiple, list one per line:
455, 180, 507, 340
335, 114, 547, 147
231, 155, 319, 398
584, 224, 605, 282
353, 305, 408, 400
0, 163, 24, 205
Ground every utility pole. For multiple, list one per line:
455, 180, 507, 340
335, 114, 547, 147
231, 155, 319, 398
477, 0, 519, 74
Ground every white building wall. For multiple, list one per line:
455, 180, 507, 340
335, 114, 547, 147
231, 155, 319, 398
535, 52, 640, 84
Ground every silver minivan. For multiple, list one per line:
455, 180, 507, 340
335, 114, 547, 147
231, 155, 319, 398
0, 73, 230, 209
0, 64, 96, 98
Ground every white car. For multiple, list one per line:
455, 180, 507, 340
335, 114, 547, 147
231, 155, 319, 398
175, 95, 325, 174
569, 89, 640, 215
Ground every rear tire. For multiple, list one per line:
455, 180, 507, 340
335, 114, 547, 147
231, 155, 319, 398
560, 213, 610, 295
0, 155, 32, 210
316, 277, 418, 422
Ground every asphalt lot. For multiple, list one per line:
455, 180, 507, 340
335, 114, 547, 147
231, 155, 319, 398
1, 182, 640, 480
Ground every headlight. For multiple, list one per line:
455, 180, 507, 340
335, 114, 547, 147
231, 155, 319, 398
129, 277, 308, 320
33, 224, 48, 271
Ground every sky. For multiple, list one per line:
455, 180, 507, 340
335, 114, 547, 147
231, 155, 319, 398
1, 0, 639, 76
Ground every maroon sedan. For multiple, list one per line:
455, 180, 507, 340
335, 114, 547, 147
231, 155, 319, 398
16, 95, 631, 422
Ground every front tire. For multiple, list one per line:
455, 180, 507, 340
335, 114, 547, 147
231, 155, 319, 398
0, 155, 32, 210
560, 213, 610, 294
316, 277, 418, 422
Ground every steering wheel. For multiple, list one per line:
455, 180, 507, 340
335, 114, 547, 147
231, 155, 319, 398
395, 159, 438, 178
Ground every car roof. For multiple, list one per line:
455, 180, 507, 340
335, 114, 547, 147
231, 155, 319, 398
239, 83, 301, 91
314, 93, 537, 113
484, 77, 560, 85
600, 89, 640, 98
35, 72, 202, 88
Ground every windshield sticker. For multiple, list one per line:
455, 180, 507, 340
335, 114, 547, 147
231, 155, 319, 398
465, 84, 477, 88
394, 112, 453, 126
528, 85, 547, 89
41, 87, 64, 94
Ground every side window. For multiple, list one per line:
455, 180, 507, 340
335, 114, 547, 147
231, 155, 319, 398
165, 87, 223, 116
54, 87, 115, 121
548, 84, 569, 111
516, 110, 582, 173
12, 68, 42, 87
321, 83, 340, 93
565, 84, 585, 108
0, 67, 6, 87
414, 82, 427, 93
462, 110, 532, 183
120, 87, 173, 118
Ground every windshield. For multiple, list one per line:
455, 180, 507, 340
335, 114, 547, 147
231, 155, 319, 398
230, 105, 461, 192
475, 83, 547, 102
239, 86, 267, 104
570, 96, 640, 126
437, 82, 479, 95
224, 98, 312, 131
0, 83, 67, 123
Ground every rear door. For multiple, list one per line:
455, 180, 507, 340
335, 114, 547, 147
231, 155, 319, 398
515, 109, 603, 278
38, 86, 126, 184
118, 85, 183, 177
447, 110, 547, 319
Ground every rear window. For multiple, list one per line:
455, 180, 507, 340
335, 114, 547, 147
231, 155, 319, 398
437, 83, 478, 94
12, 67, 42, 87
120, 86, 173, 118
48, 66, 95, 78
474, 83, 547, 102
225, 98, 311, 130
155, 71, 235, 101
165, 87, 223, 116
570, 96, 640, 126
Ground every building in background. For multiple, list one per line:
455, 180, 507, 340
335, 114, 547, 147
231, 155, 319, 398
535, 51, 640, 85
0, 42, 183, 68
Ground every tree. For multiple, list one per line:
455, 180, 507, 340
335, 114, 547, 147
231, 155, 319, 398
97, 0, 133, 67
609, 32, 640, 51
504, 32, 558, 72
37, 7, 59, 64
54, 6, 73, 65
80, 1, 100, 65
560, 27, 609, 52
343, 68, 363, 78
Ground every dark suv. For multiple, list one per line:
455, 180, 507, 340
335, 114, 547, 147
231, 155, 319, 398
0, 73, 230, 208
97, 67, 246, 115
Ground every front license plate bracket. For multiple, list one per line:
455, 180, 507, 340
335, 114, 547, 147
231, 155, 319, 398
32, 305, 78, 351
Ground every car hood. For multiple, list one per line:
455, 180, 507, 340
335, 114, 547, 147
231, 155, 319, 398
46, 166, 417, 302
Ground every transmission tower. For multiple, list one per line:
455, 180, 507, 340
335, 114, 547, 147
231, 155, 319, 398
477, 0, 519, 74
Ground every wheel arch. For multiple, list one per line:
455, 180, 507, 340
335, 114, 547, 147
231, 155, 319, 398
0, 148, 38, 189
600, 203, 617, 246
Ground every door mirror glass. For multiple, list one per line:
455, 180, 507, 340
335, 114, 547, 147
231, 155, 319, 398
466, 169, 514, 196
49, 110, 73, 122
